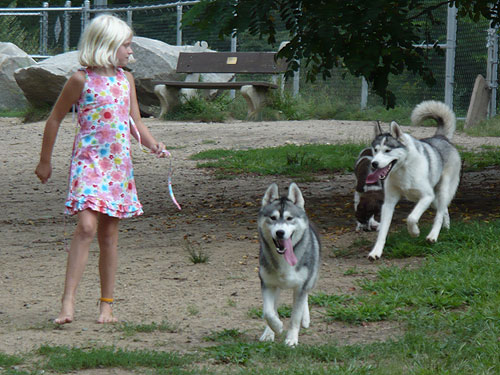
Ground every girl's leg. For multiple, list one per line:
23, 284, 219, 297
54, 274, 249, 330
96, 213, 120, 323
55, 209, 98, 324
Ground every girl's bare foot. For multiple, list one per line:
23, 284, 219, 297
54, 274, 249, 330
97, 300, 117, 324
54, 297, 74, 325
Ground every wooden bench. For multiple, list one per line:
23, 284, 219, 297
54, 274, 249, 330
153, 51, 288, 119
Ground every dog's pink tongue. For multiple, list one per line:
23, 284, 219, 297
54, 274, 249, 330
366, 168, 385, 184
283, 238, 297, 266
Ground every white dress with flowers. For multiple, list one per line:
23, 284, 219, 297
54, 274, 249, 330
65, 68, 143, 218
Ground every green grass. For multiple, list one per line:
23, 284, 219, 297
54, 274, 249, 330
463, 115, 500, 137
36, 345, 190, 373
191, 143, 500, 178
191, 143, 367, 178
460, 145, 500, 171
0, 109, 25, 118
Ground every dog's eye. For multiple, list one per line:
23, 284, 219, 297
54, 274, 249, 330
270, 215, 277, 221
286, 216, 293, 221
384, 149, 390, 153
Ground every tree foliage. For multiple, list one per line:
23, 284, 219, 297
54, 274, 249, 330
184, 0, 500, 107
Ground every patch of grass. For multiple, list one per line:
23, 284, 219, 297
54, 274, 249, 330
320, 220, 500, 324
183, 236, 209, 264
203, 328, 245, 343
460, 145, 500, 171
191, 143, 366, 178
0, 109, 25, 118
0, 352, 24, 368
462, 115, 500, 137
162, 94, 231, 122
37, 345, 190, 373
191, 143, 500, 180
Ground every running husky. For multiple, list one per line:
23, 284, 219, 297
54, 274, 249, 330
366, 100, 461, 260
258, 182, 321, 346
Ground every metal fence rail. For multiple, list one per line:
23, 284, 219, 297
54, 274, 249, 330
0, 0, 498, 116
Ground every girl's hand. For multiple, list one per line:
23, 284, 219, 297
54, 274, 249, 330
35, 161, 52, 184
151, 142, 170, 158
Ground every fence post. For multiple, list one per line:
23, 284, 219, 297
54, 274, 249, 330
82, 0, 90, 33
63, 1, 71, 52
229, 31, 237, 99
486, 23, 498, 118
176, 5, 182, 46
40, 2, 49, 55
361, 77, 368, 109
444, 5, 457, 109
127, 9, 132, 27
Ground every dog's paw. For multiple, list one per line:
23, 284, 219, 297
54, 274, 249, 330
285, 331, 299, 347
407, 220, 420, 237
368, 248, 383, 260
259, 327, 275, 342
426, 232, 438, 243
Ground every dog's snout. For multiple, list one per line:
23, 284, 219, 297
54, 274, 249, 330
371, 161, 378, 169
276, 230, 285, 239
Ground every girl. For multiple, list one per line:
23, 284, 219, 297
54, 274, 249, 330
35, 14, 167, 324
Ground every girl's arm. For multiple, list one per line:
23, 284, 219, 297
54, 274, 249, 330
35, 71, 85, 183
125, 71, 166, 157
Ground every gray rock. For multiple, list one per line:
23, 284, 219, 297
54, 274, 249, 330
0, 42, 36, 111
14, 50, 80, 107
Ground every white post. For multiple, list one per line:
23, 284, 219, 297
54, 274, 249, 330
176, 5, 182, 46
230, 32, 237, 99
292, 67, 299, 97
486, 24, 498, 117
40, 2, 49, 55
127, 10, 132, 27
361, 77, 368, 109
444, 5, 457, 109
82, 0, 90, 31
63, 1, 71, 52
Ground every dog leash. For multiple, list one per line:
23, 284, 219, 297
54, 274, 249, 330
130, 117, 182, 211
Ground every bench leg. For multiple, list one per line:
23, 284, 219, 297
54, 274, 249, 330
241, 85, 269, 120
154, 84, 181, 117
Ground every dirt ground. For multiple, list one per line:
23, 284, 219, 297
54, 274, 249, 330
1, 116, 500, 357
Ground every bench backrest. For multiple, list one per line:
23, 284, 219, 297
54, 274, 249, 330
176, 52, 288, 74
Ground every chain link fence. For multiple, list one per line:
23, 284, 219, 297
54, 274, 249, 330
0, 0, 497, 116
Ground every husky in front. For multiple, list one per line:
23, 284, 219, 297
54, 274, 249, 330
366, 100, 461, 260
257, 182, 321, 346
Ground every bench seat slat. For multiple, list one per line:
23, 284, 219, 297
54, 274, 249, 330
158, 81, 279, 89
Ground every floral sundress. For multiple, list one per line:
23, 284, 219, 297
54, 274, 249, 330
65, 67, 143, 218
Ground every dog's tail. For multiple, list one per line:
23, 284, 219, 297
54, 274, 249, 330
411, 100, 456, 140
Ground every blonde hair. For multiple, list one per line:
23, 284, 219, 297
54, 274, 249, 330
78, 14, 134, 68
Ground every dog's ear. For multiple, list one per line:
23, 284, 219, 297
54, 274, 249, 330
262, 183, 279, 206
288, 182, 305, 209
373, 121, 383, 137
390, 121, 404, 140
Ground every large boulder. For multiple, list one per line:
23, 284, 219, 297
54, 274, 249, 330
14, 37, 232, 116
14, 50, 80, 107
0, 42, 36, 111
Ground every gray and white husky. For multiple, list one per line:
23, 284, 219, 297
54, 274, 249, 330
258, 182, 321, 346
366, 100, 461, 260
